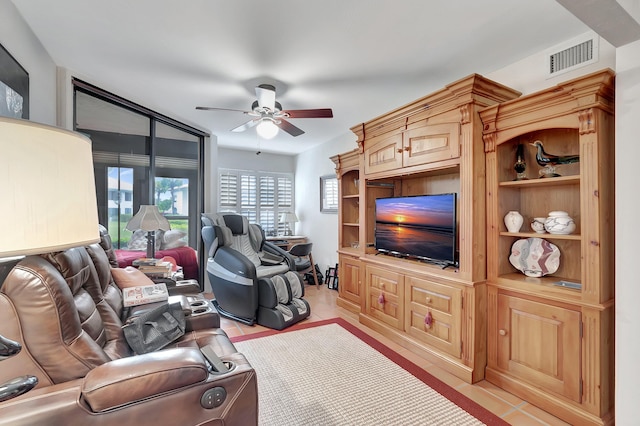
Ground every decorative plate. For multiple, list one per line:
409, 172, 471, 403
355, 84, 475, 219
509, 238, 560, 278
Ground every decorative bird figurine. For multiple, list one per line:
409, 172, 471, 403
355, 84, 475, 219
531, 140, 579, 178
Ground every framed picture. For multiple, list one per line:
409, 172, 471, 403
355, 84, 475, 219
0, 43, 29, 119
320, 174, 338, 213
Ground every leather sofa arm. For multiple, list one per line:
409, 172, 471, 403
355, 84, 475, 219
125, 295, 220, 330
81, 347, 208, 412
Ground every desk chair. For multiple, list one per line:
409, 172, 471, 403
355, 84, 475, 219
289, 243, 319, 287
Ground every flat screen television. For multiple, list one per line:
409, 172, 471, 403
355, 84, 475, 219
374, 193, 457, 267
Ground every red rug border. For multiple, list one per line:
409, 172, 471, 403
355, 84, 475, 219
231, 317, 509, 426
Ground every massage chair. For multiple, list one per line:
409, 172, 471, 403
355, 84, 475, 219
201, 212, 311, 329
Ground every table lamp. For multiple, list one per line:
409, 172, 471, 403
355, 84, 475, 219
279, 212, 299, 236
0, 116, 100, 401
126, 205, 171, 258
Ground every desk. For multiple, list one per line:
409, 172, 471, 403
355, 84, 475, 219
266, 235, 307, 251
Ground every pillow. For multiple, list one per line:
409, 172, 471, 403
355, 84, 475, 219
111, 266, 155, 290
127, 229, 165, 251
127, 230, 149, 250
161, 230, 187, 250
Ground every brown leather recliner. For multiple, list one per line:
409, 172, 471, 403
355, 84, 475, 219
0, 243, 258, 425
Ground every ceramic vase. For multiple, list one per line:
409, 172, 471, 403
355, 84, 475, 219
544, 211, 576, 234
504, 211, 524, 233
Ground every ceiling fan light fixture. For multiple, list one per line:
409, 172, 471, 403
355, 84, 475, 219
257, 119, 279, 139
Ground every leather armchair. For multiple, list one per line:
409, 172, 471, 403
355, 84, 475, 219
0, 242, 257, 425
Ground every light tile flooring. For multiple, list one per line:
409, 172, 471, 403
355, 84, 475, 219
217, 285, 571, 426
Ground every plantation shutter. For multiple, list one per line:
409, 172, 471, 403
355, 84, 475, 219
277, 176, 293, 234
259, 176, 276, 233
240, 174, 257, 209
219, 172, 237, 208
218, 168, 294, 235
278, 177, 292, 208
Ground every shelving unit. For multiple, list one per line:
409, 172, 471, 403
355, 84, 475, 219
333, 74, 521, 383
330, 149, 362, 312
479, 69, 615, 426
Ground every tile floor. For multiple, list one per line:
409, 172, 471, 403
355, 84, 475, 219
217, 284, 571, 426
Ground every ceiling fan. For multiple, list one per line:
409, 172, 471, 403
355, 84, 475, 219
196, 84, 333, 138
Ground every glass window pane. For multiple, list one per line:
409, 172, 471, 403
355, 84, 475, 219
107, 167, 134, 247
154, 121, 201, 250
155, 177, 189, 216
76, 91, 151, 249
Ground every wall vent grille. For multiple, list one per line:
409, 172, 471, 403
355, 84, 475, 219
546, 35, 599, 78
550, 39, 593, 74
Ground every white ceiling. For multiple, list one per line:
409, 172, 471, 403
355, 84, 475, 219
12, 0, 594, 155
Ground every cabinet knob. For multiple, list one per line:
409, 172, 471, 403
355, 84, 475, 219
499, 329, 507, 336
425, 297, 431, 303
424, 311, 433, 328
404, 146, 411, 152
397, 148, 403, 153
378, 293, 385, 305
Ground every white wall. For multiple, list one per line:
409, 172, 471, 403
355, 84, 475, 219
614, 38, 640, 424
295, 131, 358, 274
486, 31, 616, 95
218, 147, 295, 174
0, 0, 56, 124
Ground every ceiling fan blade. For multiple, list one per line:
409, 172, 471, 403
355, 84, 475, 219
282, 108, 333, 118
277, 119, 305, 137
255, 84, 276, 111
231, 119, 260, 132
196, 106, 250, 114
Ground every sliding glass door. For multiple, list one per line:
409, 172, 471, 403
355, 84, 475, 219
73, 79, 205, 251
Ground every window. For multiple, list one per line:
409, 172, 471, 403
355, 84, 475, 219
219, 168, 294, 236
74, 79, 205, 249
320, 175, 338, 213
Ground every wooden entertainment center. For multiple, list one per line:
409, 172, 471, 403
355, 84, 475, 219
331, 70, 615, 425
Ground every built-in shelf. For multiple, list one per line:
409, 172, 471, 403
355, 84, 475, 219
500, 231, 580, 240
499, 175, 579, 187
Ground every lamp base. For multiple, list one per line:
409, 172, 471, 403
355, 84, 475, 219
146, 231, 156, 259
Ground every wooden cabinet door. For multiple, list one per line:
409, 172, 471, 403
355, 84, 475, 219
363, 133, 403, 174
405, 276, 462, 358
339, 255, 361, 305
403, 122, 460, 167
497, 294, 581, 402
365, 265, 404, 330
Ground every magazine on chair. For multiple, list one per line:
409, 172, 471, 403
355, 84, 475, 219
122, 283, 169, 307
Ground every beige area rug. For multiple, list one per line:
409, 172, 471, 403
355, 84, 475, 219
232, 318, 508, 426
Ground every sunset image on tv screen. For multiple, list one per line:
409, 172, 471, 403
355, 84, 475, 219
375, 194, 456, 263
376, 194, 454, 228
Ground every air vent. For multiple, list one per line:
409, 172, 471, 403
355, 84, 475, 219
546, 34, 599, 78
550, 39, 593, 74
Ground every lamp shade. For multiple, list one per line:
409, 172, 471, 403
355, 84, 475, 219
0, 117, 99, 257
279, 212, 299, 224
126, 205, 171, 232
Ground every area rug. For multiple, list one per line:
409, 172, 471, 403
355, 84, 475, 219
231, 318, 508, 426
